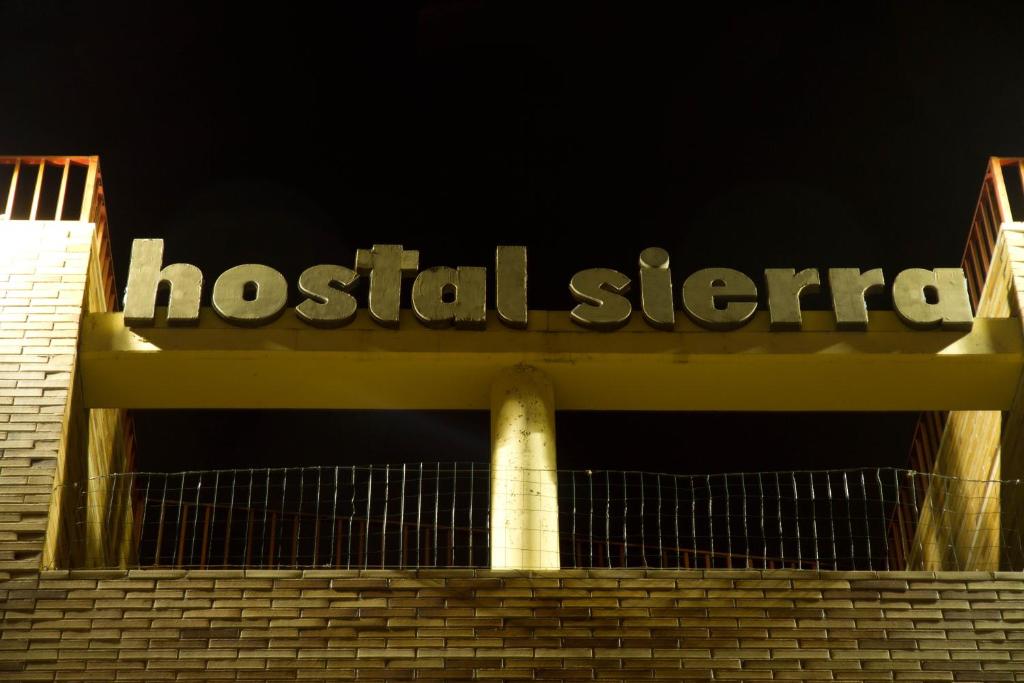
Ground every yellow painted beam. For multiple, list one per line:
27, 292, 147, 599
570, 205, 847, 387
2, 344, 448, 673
79, 309, 1024, 411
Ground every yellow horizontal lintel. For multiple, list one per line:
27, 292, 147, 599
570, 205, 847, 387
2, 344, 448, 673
79, 309, 1024, 411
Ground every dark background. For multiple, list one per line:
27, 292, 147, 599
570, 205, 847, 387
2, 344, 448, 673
1, 2, 1022, 474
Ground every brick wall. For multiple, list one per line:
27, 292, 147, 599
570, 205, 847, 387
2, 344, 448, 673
1000, 224, 1024, 570
0, 568, 1022, 681
913, 224, 1024, 570
0, 222, 93, 577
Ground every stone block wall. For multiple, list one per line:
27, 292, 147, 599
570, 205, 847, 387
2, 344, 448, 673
1, 569, 1023, 681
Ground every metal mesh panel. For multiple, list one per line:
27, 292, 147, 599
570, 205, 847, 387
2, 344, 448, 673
62, 464, 490, 569
57, 465, 1022, 571
558, 468, 1023, 571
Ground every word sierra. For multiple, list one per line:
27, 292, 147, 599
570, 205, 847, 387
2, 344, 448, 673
122, 240, 974, 333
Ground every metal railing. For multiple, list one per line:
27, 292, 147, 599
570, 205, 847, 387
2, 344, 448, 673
58, 465, 1023, 571
0, 156, 96, 222
0, 155, 118, 311
559, 468, 1021, 571
65, 464, 491, 569
961, 157, 1021, 310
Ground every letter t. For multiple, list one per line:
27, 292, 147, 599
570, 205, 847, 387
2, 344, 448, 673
354, 244, 420, 327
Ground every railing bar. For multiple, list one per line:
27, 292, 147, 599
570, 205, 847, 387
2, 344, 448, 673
416, 463, 423, 568
944, 475, 959, 570
206, 471, 220, 568
606, 471, 612, 569
402, 524, 410, 570
976, 185, 995, 253
174, 472, 186, 567
977, 192, 996, 264
571, 471, 578, 568
467, 463, 474, 567
622, 471, 629, 567
153, 476, 168, 567
55, 159, 70, 220
357, 519, 366, 567
842, 472, 854, 564
860, 471, 873, 570
4, 158, 20, 219
448, 519, 455, 568
485, 466, 490, 563
103, 474, 119, 565
268, 511, 277, 568
29, 162, 45, 221
1018, 161, 1024, 208
364, 465, 373, 570
706, 474, 714, 561
451, 463, 459, 566
980, 194, 1000, 260
245, 507, 254, 567
277, 469, 289, 568
639, 472, 646, 567
79, 157, 98, 222
433, 462, 440, 568
295, 469, 305, 566
809, 472, 819, 567
877, 469, 889, 570
690, 475, 698, 565
311, 516, 319, 569
130, 474, 144, 567
991, 157, 1013, 223
969, 239, 986, 294
347, 467, 356, 569
740, 472, 749, 568
966, 242, 984, 310
291, 514, 300, 566
825, 472, 837, 570
657, 474, 664, 568
329, 466, 339, 568
673, 475, 680, 570
176, 503, 189, 568
724, 473, 732, 566
199, 506, 212, 569
137, 475, 152, 566
908, 471, 922, 569
758, 473, 766, 570
223, 470, 237, 567
243, 471, 255, 567
894, 468, 907, 570
399, 464, 407, 568
382, 465, 390, 569
260, 469, 271, 568
775, 472, 784, 562
791, 472, 802, 564
334, 517, 344, 568
585, 471, 592, 568
313, 468, 322, 566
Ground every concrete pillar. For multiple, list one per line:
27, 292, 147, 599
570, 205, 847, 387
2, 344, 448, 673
489, 364, 560, 570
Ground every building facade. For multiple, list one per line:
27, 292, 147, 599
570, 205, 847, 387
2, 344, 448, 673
1, 155, 1024, 680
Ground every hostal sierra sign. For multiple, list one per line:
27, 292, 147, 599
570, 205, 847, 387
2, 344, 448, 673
122, 240, 974, 333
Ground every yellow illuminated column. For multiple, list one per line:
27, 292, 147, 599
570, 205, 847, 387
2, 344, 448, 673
490, 365, 560, 570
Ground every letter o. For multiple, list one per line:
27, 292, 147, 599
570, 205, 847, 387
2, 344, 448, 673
212, 264, 288, 326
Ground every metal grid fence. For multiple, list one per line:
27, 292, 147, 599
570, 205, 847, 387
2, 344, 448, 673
68, 464, 490, 569
58, 465, 1023, 571
558, 468, 1022, 571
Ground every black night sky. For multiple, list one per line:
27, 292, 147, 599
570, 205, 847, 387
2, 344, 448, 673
2, 2, 1023, 474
